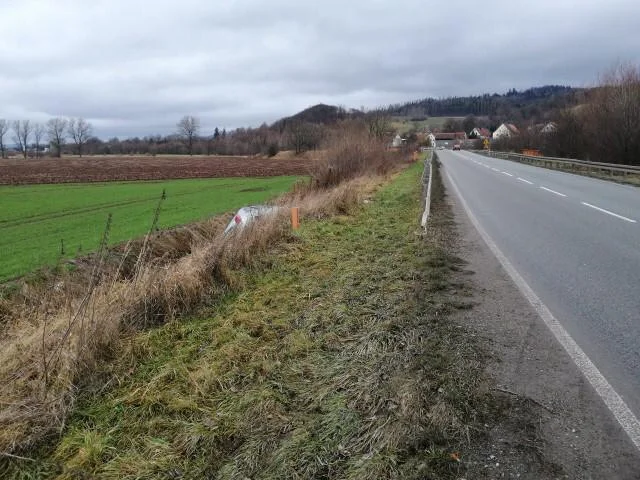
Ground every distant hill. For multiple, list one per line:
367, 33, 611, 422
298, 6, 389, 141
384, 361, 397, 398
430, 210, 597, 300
390, 86, 585, 120
274, 86, 586, 132
272, 104, 362, 131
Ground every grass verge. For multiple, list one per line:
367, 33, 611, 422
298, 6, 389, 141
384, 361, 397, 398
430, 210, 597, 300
2, 159, 490, 478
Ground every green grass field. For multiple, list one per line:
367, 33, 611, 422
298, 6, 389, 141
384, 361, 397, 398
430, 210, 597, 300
391, 116, 467, 134
0, 176, 300, 281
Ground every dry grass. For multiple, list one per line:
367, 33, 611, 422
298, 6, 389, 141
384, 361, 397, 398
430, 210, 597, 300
311, 126, 403, 189
4, 157, 491, 478
0, 134, 410, 458
0, 206, 292, 454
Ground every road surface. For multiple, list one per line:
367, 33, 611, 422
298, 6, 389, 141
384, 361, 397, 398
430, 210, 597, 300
439, 149, 640, 435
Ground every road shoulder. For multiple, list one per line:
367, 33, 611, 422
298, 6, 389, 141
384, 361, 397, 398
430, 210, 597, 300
442, 165, 640, 478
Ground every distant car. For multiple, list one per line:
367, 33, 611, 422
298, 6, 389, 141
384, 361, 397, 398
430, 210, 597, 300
437, 146, 445, 150
224, 205, 281, 234
453, 144, 461, 150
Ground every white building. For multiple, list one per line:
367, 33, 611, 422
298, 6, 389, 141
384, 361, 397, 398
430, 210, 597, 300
492, 123, 519, 140
470, 127, 491, 139
541, 122, 557, 134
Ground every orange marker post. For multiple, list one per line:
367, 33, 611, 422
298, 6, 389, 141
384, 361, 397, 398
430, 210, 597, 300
291, 207, 300, 230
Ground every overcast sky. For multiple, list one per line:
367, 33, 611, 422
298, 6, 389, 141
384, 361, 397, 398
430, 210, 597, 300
1, 0, 639, 138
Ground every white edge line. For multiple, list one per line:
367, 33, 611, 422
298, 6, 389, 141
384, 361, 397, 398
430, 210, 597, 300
491, 168, 500, 172
517, 177, 533, 185
501, 172, 513, 177
581, 202, 637, 223
445, 169, 640, 451
540, 186, 567, 197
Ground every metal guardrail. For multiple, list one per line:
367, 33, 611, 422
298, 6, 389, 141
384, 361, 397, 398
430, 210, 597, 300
473, 151, 640, 176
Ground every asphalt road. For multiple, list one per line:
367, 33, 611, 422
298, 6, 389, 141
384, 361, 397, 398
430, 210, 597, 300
440, 149, 640, 420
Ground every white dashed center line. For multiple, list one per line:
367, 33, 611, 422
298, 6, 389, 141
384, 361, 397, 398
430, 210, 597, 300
540, 186, 567, 197
446, 170, 640, 452
463, 158, 636, 224
581, 202, 637, 223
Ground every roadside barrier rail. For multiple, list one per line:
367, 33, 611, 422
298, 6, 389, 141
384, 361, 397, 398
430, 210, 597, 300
473, 151, 640, 176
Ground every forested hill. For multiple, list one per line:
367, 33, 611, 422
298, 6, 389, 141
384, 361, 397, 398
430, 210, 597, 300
390, 85, 584, 119
271, 104, 361, 131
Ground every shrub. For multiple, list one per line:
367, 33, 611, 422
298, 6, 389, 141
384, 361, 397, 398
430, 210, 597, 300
267, 143, 279, 157
311, 121, 404, 189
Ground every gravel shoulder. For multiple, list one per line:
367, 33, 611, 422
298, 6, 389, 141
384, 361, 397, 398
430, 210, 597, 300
442, 168, 640, 478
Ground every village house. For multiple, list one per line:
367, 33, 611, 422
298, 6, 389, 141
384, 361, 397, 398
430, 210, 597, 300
526, 122, 558, 135
454, 131, 467, 141
469, 127, 491, 139
391, 134, 406, 148
540, 122, 557, 134
492, 123, 519, 139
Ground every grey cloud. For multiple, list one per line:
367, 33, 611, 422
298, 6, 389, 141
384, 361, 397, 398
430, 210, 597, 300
0, 0, 639, 138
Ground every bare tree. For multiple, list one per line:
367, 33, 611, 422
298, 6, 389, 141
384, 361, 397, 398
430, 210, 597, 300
287, 121, 322, 154
47, 117, 68, 158
68, 118, 93, 157
462, 114, 477, 134
443, 118, 464, 132
0, 120, 8, 158
365, 108, 392, 141
12, 120, 33, 159
584, 63, 640, 165
177, 115, 200, 155
544, 109, 587, 158
33, 123, 45, 158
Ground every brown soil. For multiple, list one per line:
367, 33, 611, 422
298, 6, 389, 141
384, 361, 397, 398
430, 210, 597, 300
0, 155, 316, 185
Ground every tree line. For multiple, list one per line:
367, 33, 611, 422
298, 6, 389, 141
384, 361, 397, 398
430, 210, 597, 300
0, 118, 93, 159
493, 64, 640, 165
390, 85, 583, 125
38, 116, 365, 157
0, 103, 395, 159
0, 114, 329, 158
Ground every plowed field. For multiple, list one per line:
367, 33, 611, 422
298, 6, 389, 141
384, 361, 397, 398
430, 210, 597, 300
0, 155, 315, 185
